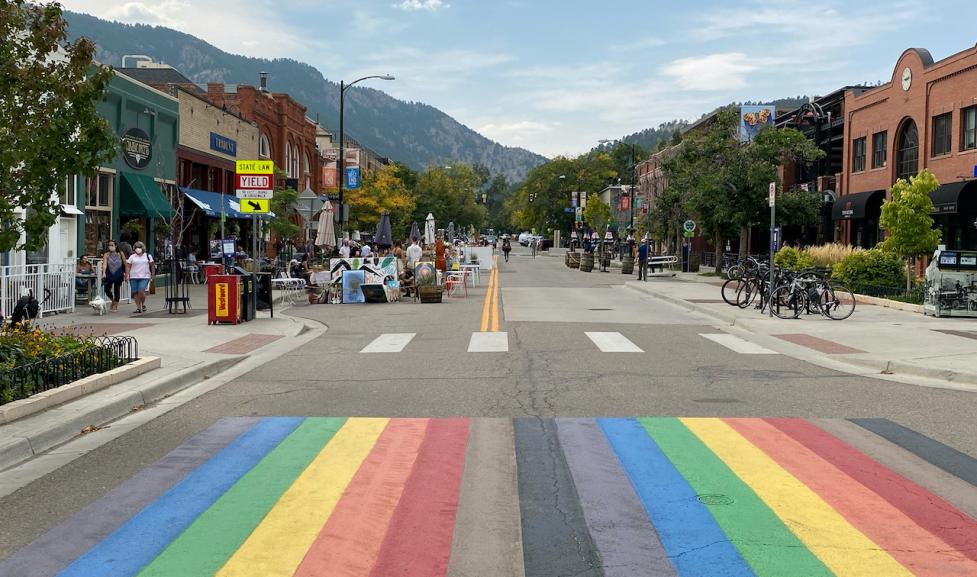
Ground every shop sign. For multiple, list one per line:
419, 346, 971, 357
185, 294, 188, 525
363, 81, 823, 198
841, 201, 854, 218
930, 203, 957, 215
210, 132, 237, 157
121, 127, 152, 170
215, 282, 229, 316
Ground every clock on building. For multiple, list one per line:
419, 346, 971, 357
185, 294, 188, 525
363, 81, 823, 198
901, 67, 912, 91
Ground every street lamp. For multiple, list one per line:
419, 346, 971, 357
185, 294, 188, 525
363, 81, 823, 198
337, 74, 395, 241
598, 139, 637, 230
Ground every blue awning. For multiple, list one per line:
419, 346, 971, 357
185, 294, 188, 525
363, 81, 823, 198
181, 188, 275, 219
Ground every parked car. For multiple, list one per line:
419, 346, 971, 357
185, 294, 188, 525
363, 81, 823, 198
518, 232, 533, 246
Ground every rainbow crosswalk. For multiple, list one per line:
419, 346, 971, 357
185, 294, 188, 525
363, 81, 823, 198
3, 417, 977, 577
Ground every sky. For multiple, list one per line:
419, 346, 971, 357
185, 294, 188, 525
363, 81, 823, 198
61, 0, 977, 158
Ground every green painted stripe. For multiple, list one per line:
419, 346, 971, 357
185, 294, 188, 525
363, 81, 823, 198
136, 417, 347, 577
638, 418, 833, 577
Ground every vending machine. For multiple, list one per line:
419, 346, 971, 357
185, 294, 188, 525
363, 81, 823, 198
924, 247, 977, 317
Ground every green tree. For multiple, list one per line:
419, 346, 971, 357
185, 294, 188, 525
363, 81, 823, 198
269, 174, 300, 245
511, 152, 617, 234
485, 174, 512, 231
346, 164, 415, 236
413, 164, 486, 230
879, 169, 942, 290
1, 0, 116, 252
583, 197, 612, 232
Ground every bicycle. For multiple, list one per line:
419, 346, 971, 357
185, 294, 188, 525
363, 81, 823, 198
770, 272, 855, 320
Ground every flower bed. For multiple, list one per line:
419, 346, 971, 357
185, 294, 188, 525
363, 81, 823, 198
0, 327, 138, 405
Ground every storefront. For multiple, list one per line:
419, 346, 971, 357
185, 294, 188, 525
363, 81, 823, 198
832, 189, 885, 248
930, 180, 977, 250
81, 71, 178, 258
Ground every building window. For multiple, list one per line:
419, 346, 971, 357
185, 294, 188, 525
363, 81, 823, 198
85, 172, 114, 255
59, 175, 77, 206
304, 152, 310, 178
259, 133, 271, 158
871, 131, 887, 169
932, 112, 952, 157
285, 143, 293, 177
896, 118, 919, 182
852, 137, 866, 172
961, 106, 976, 151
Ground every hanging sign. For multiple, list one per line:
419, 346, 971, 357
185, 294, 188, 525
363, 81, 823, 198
121, 127, 153, 170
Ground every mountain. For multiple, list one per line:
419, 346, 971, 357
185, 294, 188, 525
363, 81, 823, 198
63, 11, 548, 183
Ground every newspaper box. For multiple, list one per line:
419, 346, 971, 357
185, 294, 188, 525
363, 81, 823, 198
208, 274, 242, 325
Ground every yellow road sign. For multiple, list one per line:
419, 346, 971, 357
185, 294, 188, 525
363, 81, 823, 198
236, 160, 274, 174
240, 198, 270, 214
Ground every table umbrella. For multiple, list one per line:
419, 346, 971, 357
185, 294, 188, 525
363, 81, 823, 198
315, 200, 336, 250
375, 210, 393, 248
425, 213, 436, 245
409, 221, 421, 243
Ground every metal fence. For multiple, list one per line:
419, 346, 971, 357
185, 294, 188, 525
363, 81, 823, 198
1, 263, 76, 318
854, 283, 924, 305
0, 335, 139, 406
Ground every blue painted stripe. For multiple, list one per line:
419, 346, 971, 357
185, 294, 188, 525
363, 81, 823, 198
598, 418, 756, 577
56, 417, 303, 577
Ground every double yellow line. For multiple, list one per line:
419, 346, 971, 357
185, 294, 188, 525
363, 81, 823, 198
480, 256, 500, 332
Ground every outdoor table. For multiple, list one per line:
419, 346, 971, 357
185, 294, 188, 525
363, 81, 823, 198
75, 273, 98, 302
460, 264, 480, 286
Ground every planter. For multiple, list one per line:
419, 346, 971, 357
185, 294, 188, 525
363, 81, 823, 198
621, 256, 634, 275
418, 285, 443, 303
568, 252, 581, 269
580, 253, 594, 272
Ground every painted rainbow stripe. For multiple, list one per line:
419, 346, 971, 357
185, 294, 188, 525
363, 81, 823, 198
3, 417, 977, 577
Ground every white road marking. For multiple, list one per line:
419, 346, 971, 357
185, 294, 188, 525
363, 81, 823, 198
360, 333, 416, 353
468, 332, 509, 352
585, 332, 644, 353
699, 333, 778, 355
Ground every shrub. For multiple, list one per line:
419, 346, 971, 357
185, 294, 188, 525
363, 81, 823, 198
774, 246, 816, 270
805, 243, 859, 267
831, 248, 905, 293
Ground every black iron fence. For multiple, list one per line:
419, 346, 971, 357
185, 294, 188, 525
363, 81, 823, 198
0, 335, 139, 406
853, 283, 925, 305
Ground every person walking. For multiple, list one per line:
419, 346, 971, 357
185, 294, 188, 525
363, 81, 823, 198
502, 236, 512, 262
339, 240, 350, 259
101, 240, 125, 313
118, 232, 133, 259
126, 241, 155, 313
360, 242, 372, 258
406, 239, 422, 271
637, 239, 649, 281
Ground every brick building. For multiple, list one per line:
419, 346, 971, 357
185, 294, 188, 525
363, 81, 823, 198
840, 45, 977, 250
206, 76, 320, 193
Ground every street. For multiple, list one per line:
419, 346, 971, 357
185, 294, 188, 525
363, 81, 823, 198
2, 246, 977, 576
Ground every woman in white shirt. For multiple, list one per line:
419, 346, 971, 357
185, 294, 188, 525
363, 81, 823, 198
126, 241, 155, 313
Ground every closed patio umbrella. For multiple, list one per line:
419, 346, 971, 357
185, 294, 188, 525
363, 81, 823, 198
409, 221, 421, 243
315, 200, 336, 250
375, 210, 393, 249
425, 213, 436, 245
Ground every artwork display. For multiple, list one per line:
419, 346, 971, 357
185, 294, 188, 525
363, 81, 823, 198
342, 270, 366, 304
415, 262, 438, 287
739, 105, 775, 142
330, 257, 399, 284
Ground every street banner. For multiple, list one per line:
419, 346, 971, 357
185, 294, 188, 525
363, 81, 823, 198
739, 105, 775, 142
322, 166, 338, 189
621, 196, 630, 210
345, 166, 361, 189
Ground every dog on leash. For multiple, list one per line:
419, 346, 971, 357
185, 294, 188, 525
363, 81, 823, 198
90, 293, 108, 316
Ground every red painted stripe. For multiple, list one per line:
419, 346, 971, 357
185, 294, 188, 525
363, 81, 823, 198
727, 418, 977, 576
768, 418, 977, 564
294, 418, 429, 577
773, 333, 864, 354
370, 418, 471, 577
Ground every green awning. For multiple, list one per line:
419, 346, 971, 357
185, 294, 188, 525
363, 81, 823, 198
120, 172, 176, 218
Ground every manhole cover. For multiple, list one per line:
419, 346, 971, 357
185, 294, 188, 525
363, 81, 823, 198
588, 308, 613, 311
697, 494, 734, 505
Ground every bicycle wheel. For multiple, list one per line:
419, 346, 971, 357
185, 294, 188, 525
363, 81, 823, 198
736, 279, 757, 308
726, 265, 743, 280
771, 285, 802, 319
721, 278, 744, 306
820, 284, 855, 320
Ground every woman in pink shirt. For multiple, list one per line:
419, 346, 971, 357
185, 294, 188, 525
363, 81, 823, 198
126, 241, 156, 313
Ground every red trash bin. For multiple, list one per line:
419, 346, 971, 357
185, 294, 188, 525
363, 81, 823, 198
208, 274, 242, 325
203, 263, 222, 281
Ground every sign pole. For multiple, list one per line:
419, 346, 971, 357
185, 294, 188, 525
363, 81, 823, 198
769, 182, 776, 318
252, 214, 258, 321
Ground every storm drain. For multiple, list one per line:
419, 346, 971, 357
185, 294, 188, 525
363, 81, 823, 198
697, 494, 735, 506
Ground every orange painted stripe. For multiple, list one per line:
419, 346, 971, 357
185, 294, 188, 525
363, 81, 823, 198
726, 418, 977, 577
293, 418, 429, 577
369, 419, 471, 577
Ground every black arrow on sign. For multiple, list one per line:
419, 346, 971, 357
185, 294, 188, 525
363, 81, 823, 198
247, 200, 262, 211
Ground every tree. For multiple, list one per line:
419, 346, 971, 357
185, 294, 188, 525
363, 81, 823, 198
583, 197, 612, 233
269, 175, 300, 254
879, 169, 942, 290
412, 164, 486, 230
1, 0, 116, 252
346, 164, 415, 236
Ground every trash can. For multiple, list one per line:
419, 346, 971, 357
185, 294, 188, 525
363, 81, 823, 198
208, 274, 242, 325
239, 274, 255, 322
203, 263, 222, 281
255, 272, 274, 314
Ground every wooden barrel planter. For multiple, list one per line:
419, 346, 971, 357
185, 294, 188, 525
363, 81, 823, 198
580, 253, 594, 272
568, 252, 581, 268
621, 256, 634, 275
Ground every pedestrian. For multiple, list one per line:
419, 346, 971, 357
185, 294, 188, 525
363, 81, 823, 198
339, 240, 350, 259
126, 241, 155, 313
101, 239, 125, 313
406, 238, 422, 270
360, 242, 372, 258
118, 232, 133, 258
502, 236, 511, 262
637, 239, 649, 280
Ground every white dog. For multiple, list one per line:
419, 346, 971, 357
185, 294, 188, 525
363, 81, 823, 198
89, 293, 108, 316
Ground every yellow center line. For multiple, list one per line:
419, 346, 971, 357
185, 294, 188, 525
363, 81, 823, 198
480, 263, 495, 332
490, 256, 500, 332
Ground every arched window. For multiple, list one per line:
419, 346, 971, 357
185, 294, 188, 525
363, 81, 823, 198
896, 118, 919, 182
293, 144, 301, 180
304, 152, 311, 176
259, 133, 271, 159
285, 142, 293, 177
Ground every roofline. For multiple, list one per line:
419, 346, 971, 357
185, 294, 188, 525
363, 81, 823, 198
172, 86, 257, 126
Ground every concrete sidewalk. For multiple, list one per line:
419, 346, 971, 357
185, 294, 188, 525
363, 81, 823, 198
625, 276, 977, 390
0, 283, 322, 475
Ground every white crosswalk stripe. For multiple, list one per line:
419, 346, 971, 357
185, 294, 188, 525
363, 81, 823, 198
468, 332, 509, 352
699, 333, 778, 355
360, 333, 416, 353
585, 332, 644, 353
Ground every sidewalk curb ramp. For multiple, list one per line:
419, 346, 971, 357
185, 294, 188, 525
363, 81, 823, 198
624, 281, 977, 389
0, 357, 243, 472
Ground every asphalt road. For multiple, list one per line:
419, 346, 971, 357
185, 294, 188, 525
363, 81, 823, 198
2, 246, 976, 576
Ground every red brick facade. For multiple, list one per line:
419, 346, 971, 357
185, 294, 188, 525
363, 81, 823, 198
206, 84, 321, 193
841, 45, 977, 249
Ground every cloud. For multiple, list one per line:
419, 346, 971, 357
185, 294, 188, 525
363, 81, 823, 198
609, 37, 667, 53
477, 120, 559, 143
102, 1, 189, 27
393, 0, 449, 11
661, 52, 759, 91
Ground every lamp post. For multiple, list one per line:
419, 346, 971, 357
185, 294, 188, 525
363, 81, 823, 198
337, 74, 395, 241
598, 138, 637, 231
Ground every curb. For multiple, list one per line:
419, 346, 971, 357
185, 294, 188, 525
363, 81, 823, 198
0, 357, 161, 426
854, 293, 925, 314
0, 357, 242, 473
623, 281, 977, 389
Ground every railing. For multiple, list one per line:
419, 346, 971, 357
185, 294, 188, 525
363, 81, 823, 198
86, 258, 132, 303
0, 335, 139, 405
1, 263, 75, 318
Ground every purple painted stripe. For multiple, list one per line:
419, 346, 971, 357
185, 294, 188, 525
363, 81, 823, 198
0, 417, 258, 577
557, 418, 678, 577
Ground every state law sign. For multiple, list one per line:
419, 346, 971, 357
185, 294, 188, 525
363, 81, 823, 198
236, 160, 275, 200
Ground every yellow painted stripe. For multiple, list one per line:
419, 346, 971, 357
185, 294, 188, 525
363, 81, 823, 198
490, 257, 500, 332
681, 418, 914, 577
480, 264, 496, 332
215, 418, 389, 577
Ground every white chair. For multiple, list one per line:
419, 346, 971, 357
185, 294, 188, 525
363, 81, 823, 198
271, 271, 307, 307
